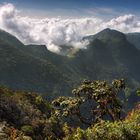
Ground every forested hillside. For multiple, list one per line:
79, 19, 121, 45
1, 28, 140, 101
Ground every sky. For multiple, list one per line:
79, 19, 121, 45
0, 0, 140, 53
0, 0, 140, 18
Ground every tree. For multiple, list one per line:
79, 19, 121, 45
52, 79, 125, 126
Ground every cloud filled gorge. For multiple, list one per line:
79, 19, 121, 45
0, 3, 140, 53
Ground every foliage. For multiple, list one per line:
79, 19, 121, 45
137, 89, 140, 96
21, 125, 34, 136
0, 87, 59, 140
52, 79, 125, 126
63, 105, 140, 140
0, 80, 139, 140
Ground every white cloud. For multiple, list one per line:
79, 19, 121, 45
0, 3, 140, 53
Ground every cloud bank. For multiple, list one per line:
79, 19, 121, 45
0, 3, 140, 53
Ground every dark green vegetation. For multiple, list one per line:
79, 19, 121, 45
63, 105, 140, 140
53, 79, 125, 126
0, 86, 63, 139
0, 79, 140, 140
0, 30, 71, 100
126, 33, 140, 50
1, 28, 140, 139
1, 28, 140, 100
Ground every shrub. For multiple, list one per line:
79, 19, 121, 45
21, 125, 34, 136
63, 104, 140, 140
52, 79, 125, 127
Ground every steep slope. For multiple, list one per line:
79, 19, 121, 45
126, 33, 140, 50
98, 29, 140, 81
1, 28, 140, 100
0, 29, 24, 47
0, 31, 71, 100
74, 28, 140, 87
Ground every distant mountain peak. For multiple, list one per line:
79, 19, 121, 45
96, 28, 125, 38
100, 28, 111, 32
84, 28, 126, 43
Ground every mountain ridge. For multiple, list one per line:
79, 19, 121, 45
0, 28, 140, 100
